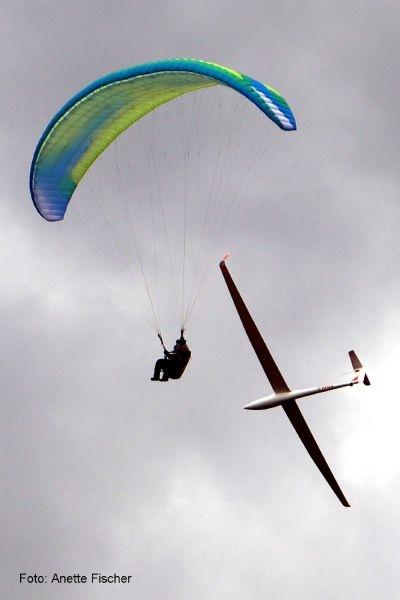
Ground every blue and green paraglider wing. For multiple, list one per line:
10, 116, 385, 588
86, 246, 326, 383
30, 58, 296, 221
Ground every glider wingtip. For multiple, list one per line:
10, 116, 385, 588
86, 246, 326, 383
339, 494, 351, 508
219, 253, 230, 269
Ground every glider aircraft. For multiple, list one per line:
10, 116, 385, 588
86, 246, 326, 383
220, 259, 370, 507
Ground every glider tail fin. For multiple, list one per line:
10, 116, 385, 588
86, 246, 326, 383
348, 350, 371, 386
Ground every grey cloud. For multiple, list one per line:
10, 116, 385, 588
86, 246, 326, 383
1, 1, 400, 599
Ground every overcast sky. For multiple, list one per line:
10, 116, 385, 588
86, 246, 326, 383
2, 1, 400, 599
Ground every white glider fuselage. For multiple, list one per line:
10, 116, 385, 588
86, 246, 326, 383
244, 381, 355, 410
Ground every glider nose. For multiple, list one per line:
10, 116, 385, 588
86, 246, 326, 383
243, 397, 270, 410
243, 394, 284, 410
243, 398, 264, 410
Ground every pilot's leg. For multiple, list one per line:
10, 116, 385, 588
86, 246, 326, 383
151, 359, 165, 381
160, 362, 170, 381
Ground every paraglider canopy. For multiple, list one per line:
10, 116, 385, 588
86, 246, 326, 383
29, 58, 297, 339
30, 58, 296, 222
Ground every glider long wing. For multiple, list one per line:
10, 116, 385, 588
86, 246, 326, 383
219, 261, 289, 393
219, 260, 350, 507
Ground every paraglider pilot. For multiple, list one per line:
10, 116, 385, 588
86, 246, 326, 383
151, 336, 191, 382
